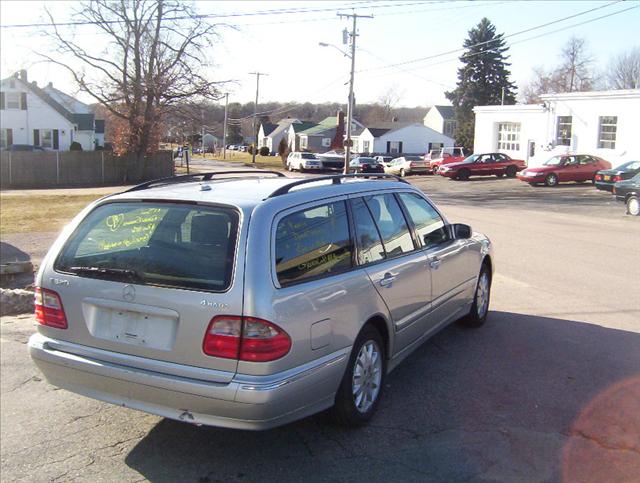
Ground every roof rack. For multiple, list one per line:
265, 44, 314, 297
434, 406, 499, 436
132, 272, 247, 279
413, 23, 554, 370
125, 170, 286, 193
267, 173, 408, 198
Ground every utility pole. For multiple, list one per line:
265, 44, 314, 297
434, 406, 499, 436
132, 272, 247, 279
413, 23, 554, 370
249, 72, 268, 163
223, 93, 229, 160
201, 107, 205, 157
337, 12, 372, 174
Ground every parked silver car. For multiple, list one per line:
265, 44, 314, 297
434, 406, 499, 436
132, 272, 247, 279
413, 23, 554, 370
29, 171, 493, 430
385, 155, 430, 177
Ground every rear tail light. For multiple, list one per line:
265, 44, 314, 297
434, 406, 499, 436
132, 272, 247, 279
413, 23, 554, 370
203, 316, 291, 362
595, 174, 602, 181
613, 175, 622, 182
34, 288, 68, 329
410, 162, 417, 168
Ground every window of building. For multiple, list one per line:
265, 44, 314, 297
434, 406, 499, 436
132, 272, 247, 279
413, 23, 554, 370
299, 136, 308, 149
398, 193, 449, 249
41, 129, 53, 148
388, 141, 402, 154
598, 116, 617, 149
443, 120, 457, 137
363, 194, 415, 257
5, 92, 21, 109
497, 122, 520, 151
362, 140, 370, 153
556, 116, 572, 146
275, 201, 353, 286
321, 137, 331, 147
0, 128, 11, 148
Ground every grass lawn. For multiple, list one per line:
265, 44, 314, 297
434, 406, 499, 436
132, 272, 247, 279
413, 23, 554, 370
0, 194, 104, 234
198, 151, 286, 170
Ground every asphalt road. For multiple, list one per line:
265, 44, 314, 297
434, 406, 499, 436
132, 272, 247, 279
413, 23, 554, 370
2, 172, 639, 482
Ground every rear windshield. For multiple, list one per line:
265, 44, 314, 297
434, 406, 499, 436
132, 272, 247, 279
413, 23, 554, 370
55, 202, 239, 292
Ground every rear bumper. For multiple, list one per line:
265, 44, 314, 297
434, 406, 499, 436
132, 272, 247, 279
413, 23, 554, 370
595, 181, 614, 192
29, 333, 349, 430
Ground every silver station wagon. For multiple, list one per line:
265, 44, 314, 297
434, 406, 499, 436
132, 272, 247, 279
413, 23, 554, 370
29, 171, 494, 430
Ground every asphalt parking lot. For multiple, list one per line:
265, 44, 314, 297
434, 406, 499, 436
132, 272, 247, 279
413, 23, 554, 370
2, 172, 639, 482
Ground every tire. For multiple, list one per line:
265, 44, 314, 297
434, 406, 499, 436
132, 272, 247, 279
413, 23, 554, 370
460, 264, 491, 328
332, 325, 386, 427
627, 195, 640, 216
544, 173, 558, 187
287, 163, 294, 172
399, 168, 406, 178
505, 165, 517, 178
433, 165, 439, 174
458, 169, 470, 181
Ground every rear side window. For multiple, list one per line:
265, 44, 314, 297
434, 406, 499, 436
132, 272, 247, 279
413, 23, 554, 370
398, 193, 449, 248
55, 202, 239, 292
351, 198, 385, 265
275, 201, 353, 286
363, 194, 415, 257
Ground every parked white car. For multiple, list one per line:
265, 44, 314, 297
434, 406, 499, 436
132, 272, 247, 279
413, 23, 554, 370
385, 156, 430, 177
287, 152, 322, 172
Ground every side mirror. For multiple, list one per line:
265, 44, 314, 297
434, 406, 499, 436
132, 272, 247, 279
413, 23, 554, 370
452, 223, 472, 239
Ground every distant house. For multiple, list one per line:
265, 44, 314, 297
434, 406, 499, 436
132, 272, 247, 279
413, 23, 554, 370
355, 122, 454, 155
473, 89, 640, 167
296, 113, 364, 153
423, 105, 456, 138
258, 119, 305, 154
0, 70, 105, 151
286, 120, 319, 152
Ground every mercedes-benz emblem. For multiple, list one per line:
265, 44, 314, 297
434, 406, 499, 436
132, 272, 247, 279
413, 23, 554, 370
122, 284, 136, 302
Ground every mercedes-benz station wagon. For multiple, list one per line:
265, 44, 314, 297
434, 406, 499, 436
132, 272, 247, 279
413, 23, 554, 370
29, 171, 494, 430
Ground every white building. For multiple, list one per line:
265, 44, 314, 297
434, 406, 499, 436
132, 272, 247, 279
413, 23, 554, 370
0, 70, 105, 151
423, 105, 457, 138
355, 122, 454, 155
473, 89, 640, 167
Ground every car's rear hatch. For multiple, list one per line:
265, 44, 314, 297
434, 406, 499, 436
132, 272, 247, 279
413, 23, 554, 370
38, 200, 245, 382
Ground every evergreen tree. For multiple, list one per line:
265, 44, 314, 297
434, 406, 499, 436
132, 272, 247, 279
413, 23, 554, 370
446, 18, 516, 150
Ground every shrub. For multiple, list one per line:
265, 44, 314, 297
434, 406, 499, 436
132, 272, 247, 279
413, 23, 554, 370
70, 141, 83, 151
259, 146, 270, 156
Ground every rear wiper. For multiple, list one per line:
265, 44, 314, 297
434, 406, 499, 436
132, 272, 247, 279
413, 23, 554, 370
69, 266, 140, 281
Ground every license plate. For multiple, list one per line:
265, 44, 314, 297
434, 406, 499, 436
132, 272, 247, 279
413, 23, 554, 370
604, 175, 611, 181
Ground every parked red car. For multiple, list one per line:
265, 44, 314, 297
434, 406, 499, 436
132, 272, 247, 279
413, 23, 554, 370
426, 146, 467, 173
438, 153, 527, 180
516, 154, 612, 187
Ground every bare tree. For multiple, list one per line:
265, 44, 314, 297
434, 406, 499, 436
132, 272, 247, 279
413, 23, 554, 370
41, 0, 226, 169
521, 36, 596, 103
607, 47, 640, 89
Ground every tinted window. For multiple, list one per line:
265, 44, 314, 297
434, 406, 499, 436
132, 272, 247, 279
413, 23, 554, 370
301, 153, 316, 159
364, 194, 415, 257
275, 201, 353, 286
398, 193, 449, 248
55, 202, 238, 292
351, 198, 385, 265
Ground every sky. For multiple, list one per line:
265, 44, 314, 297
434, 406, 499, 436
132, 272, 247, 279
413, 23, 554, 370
1, 0, 639, 111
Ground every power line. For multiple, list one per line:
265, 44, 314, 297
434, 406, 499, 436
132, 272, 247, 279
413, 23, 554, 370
0, 1, 440, 29
357, 0, 625, 74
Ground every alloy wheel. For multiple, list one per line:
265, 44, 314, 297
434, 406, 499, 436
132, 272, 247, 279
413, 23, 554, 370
352, 340, 382, 414
628, 197, 640, 216
476, 272, 490, 319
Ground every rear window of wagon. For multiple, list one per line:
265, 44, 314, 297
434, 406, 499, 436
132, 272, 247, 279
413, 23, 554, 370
54, 202, 239, 292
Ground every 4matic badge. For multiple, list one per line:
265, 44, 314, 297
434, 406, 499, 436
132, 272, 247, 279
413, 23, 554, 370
200, 300, 229, 310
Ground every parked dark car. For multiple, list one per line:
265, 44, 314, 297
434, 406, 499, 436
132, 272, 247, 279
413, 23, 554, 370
612, 173, 640, 216
3, 144, 45, 152
594, 161, 640, 192
517, 154, 611, 187
348, 157, 385, 174
438, 153, 526, 180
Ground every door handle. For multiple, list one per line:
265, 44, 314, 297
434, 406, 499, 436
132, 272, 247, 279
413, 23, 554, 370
379, 273, 396, 287
429, 258, 441, 269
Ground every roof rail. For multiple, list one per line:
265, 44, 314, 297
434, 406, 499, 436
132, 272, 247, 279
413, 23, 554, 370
125, 170, 286, 193
267, 173, 408, 198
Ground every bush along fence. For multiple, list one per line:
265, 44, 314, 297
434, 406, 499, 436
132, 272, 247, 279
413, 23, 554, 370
0, 150, 174, 189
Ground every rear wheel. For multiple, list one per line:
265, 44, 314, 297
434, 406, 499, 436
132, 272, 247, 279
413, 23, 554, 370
460, 265, 491, 328
433, 165, 439, 174
627, 195, 640, 216
505, 165, 517, 178
399, 168, 406, 177
545, 173, 558, 187
332, 325, 385, 427
458, 169, 470, 181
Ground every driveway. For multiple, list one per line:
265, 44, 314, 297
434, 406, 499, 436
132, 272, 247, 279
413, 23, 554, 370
1, 173, 639, 482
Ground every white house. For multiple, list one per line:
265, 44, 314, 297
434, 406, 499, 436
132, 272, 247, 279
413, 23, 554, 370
473, 89, 640, 167
0, 70, 105, 151
355, 122, 454, 155
423, 105, 457, 138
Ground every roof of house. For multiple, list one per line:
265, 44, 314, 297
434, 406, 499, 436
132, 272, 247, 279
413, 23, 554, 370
364, 122, 416, 138
425, 105, 455, 120
260, 122, 278, 136
287, 121, 318, 133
